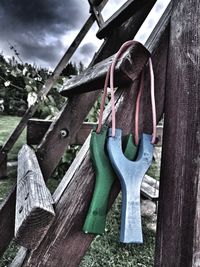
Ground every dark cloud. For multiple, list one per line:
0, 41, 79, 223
0, 0, 90, 68
79, 42, 97, 55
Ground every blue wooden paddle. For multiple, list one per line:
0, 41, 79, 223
107, 128, 153, 243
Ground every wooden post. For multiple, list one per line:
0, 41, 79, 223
15, 145, 55, 249
0, 146, 7, 179
155, 1, 200, 266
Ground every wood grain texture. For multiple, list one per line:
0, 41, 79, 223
0, 146, 7, 179
0, 1, 157, 257
88, 0, 105, 27
27, 119, 163, 147
97, 0, 156, 39
60, 42, 150, 96
15, 145, 55, 249
27, 119, 96, 146
19, 17, 169, 267
0, 186, 16, 256
155, 1, 200, 266
141, 175, 159, 200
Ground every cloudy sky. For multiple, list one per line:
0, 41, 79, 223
0, 0, 170, 69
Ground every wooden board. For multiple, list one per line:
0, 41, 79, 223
97, 0, 156, 39
155, 1, 200, 266
15, 145, 55, 249
18, 10, 170, 267
60, 42, 150, 96
141, 175, 159, 200
27, 119, 163, 146
0, 146, 7, 179
27, 119, 96, 146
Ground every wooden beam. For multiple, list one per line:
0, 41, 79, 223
155, 1, 200, 266
27, 119, 163, 147
60, 42, 150, 96
88, 0, 105, 27
0, 0, 159, 258
0, 186, 16, 257
18, 11, 170, 267
0, 146, 7, 179
97, 0, 156, 39
15, 145, 55, 249
27, 119, 96, 146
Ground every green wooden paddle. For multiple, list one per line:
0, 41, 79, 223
83, 126, 137, 234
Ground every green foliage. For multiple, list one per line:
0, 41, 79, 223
51, 145, 80, 181
85, 94, 110, 123
0, 241, 19, 267
0, 53, 83, 119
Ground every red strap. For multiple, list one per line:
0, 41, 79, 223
96, 41, 157, 144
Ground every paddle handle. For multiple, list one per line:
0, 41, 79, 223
120, 189, 143, 243
83, 174, 114, 234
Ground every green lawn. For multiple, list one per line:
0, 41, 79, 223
0, 115, 26, 161
0, 115, 158, 267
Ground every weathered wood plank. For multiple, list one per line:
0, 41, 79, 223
27, 118, 163, 146
88, 0, 104, 27
0, 146, 7, 179
0, 186, 15, 257
141, 175, 159, 200
60, 42, 150, 96
15, 145, 55, 249
97, 0, 156, 39
0, 0, 159, 258
19, 14, 169, 267
91, 0, 157, 65
9, 247, 28, 267
27, 119, 96, 146
155, 1, 200, 266
0, 0, 108, 167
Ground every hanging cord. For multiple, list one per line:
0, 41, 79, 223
134, 70, 144, 145
149, 58, 157, 144
134, 58, 157, 144
96, 41, 135, 134
96, 41, 157, 144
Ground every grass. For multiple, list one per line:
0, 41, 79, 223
80, 194, 155, 267
0, 115, 159, 266
0, 115, 26, 161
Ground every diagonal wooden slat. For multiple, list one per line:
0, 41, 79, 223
60, 41, 150, 96
97, 0, 156, 39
